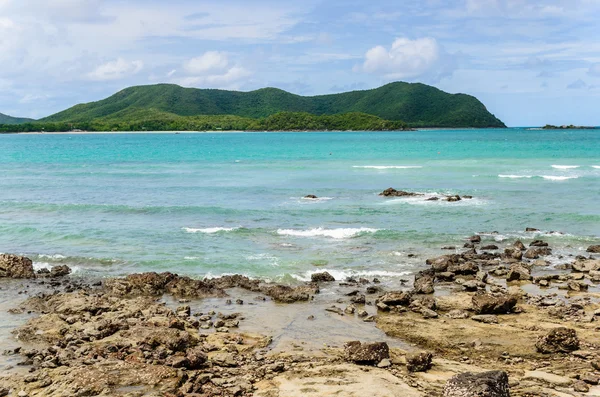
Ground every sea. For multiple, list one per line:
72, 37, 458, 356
0, 128, 599, 284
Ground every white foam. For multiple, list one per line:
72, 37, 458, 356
33, 262, 80, 273
276, 227, 378, 239
37, 254, 67, 260
291, 269, 411, 282
246, 253, 280, 267
552, 165, 580, 170
300, 196, 334, 202
498, 174, 533, 179
593, 166, 600, 169
541, 175, 578, 181
183, 227, 239, 234
353, 165, 423, 169
184, 256, 200, 260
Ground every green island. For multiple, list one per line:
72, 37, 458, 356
542, 124, 598, 130
0, 81, 506, 132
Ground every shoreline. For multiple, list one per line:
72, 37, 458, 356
1, 238, 600, 396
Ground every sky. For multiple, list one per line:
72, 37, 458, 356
1, 0, 599, 126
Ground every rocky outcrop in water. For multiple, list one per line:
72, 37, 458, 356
379, 188, 422, 197
0, 254, 35, 278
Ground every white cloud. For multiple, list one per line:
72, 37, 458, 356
184, 51, 229, 75
567, 79, 587, 89
88, 58, 144, 81
589, 63, 600, 77
359, 37, 455, 81
167, 69, 177, 78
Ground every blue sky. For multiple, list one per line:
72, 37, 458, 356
1, 0, 599, 126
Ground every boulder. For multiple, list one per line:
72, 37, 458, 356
406, 352, 433, 372
379, 188, 422, 197
524, 247, 552, 259
525, 227, 539, 232
0, 254, 35, 279
535, 327, 580, 354
506, 264, 532, 281
469, 235, 482, 244
571, 258, 600, 273
311, 272, 335, 282
427, 254, 460, 273
503, 247, 523, 261
344, 341, 389, 365
587, 245, 600, 253
413, 269, 435, 294
50, 265, 72, 278
529, 240, 548, 247
304, 195, 318, 199
482, 245, 499, 250
262, 284, 316, 303
377, 291, 413, 306
446, 195, 462, 202
513, 240, 526, 251
443, 371, 510, 397
472, 294, 517, 314
447, 262, 479, 275
186, 347, 208, 369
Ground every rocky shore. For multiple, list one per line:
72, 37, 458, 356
1, 236, 600, 396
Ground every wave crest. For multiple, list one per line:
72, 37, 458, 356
183, 227, 239, 234
276, 227, 378, 239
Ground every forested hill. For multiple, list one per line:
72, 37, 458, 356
41, 82, 506, 128
0, 112, 34, 125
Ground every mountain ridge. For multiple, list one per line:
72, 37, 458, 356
40, 82, 506, 128
0, 112, 34, 125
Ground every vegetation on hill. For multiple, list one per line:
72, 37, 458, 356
542, 124, 597, 130
40, 82, 505, 128
0, 110, 410, 132
0, 112, 34, 125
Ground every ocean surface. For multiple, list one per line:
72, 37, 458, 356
0, 129, 599, 283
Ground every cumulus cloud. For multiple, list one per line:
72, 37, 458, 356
358, 37, 457, 82
567, 79, 587, 89
589, 63, 600, 77
177, 51, 251, 88
88, 58, 144, 81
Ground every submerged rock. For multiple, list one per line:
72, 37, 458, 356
587, 245, 600, 253
50, 265, 71, 278
535, 327, 580, 354
524, 247, 552, 259
379, 188, 422, 197
443, 371, 510, 397
0, 254, 35, 279
311, 272, 335, 282
304, 194, 318, 199
344, 341, 389, 365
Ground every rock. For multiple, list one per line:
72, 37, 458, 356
513, 240, 526, 251
377, 358, 392, 368
574, 380, 590, 392
311, 272, 335, 282
186, 347, 208, 369
446, 195, 462, 202
506, 264, 532, 281
211, 353, 237, 367
482, 244, 499, 250
325, 306, 344, 316
469, 235, 482, 243
413, 269, 435, 294
535, 327, 580, 353
379, 188, 422, 197
50, 265, 71, 277
304, 194, 318, 199
529, 240, 548, 247
447, 262, 479, 275
262, 284, 315, 303
522, 371, 573, 386
446, 310, 470, 319
421, 308, 439, 319
377, 291, 413, 306
357, 309, 368, 318
344, 341, 389, 365
592, 360, 600, 371
472, 294, 517, 314
581, 373, 600, 385
587, 245, 600, 253
406, 352, 433, 372
462, 280, 485, 291
0, 254, 35, 278
524, 247, 552, 259
567, 280, 588, 291
344, 305, 356, 314
571, 258, 600, 272
350, 294, 366, 304
0, 388, 8, 397
503, 247, 523, 261
472, 315, 499, 324
525, 227, 539, 232
443, 371, 510, 397
427, 254, 460, 272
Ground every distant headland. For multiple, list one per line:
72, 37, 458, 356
0, 82, 506, 132
542, 124, 598, 130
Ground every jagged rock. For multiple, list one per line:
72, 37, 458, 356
379, 188, 422, 197
574, 380, 590, 392
469, 235, 482, 243
443, 371, 510, 397
535, 327, 580, 353
482, 245, 499, 250
420, 308, 439, 319
413, 269, 435, 294
446, 310, 470, 319
49, 265, 71, 277
186, 347, 208, 369
472, 315, 499, 324
0, 254, 35, 279
104, 272, 227, 298
571, 258, 600, 272
262, 284, 316, 303
446, 195, 462, 202
447, 262, 479, 275
427, 254, 461, 272
503, 247, 523, 261
581, 373, 600, 385
513, 240, 526, 251
344, 341, 389, 365
525, 227, 539, 232
406, 352, 433, 372
304, 195, 318, 199
311, 272, 335, 282
567, 280, 588, 291
524, 247, 552, 259
587, 245, 600, 253
506, 264, 532, 281
530, 240, 548, 247
436, 272, 456, 281
472, 294, 517, 314
462, 280, 485, 291
377, 291, 413, 306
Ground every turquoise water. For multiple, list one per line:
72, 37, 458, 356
0, 129, 598, 282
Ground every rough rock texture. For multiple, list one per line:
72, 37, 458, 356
377, 291, 413, 307
104, 272, 227, 298
503, 247, 523, 261
571, 258, 600, 272
50, 265, 72, 278
379, 188, 422, 197
443, 371, 510, 397
0, 254, 35, 278
535, 327, 580, 354
406, 352, 433, 372
587, 245, 600, 253
344, 341, 390, 365
413, 269, 435, 294
506, 264, 532, 281
523, 247, 552, 259
311, 272, 335, 283
472, 294, 517, 315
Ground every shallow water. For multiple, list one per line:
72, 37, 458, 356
0, 129, 598, 282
